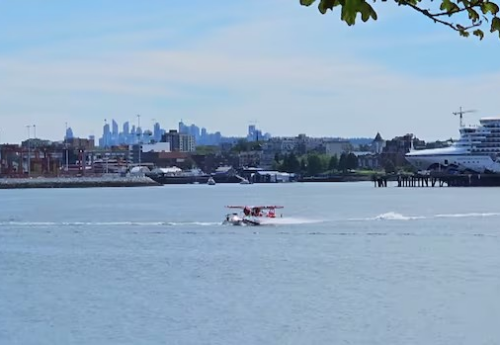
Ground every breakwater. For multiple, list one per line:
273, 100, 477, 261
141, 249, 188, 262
0, 176, 161, 189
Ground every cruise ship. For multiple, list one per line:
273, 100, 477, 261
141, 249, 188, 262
405, 117, 500, 174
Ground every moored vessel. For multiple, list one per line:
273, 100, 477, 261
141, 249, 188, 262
146, 168, 211, 185
406, 110, 500, 174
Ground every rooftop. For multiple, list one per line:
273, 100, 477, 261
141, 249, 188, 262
373, 132, 384, 142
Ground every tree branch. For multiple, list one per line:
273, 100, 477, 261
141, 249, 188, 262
398, 0, 483, 31
430, 0, 483, 17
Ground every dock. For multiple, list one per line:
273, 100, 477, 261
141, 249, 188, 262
373, 172, 500, 187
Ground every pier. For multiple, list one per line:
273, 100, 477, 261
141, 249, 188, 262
395, 174, 446, 187
373, 172, 500, 188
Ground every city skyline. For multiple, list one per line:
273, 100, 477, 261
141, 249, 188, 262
0, 113, 476, 146
2, 114, 391, 146
1, 1, 499, 144
63, 118, 271, 148
1, 117, 275, 145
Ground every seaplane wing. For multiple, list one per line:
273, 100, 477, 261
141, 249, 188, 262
225, 205, 284, 209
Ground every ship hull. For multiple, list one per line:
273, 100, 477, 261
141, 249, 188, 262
146, 172, 247, 185
212, 175, 243, 183
406, 153, 500, 174
146, 173, 211, 185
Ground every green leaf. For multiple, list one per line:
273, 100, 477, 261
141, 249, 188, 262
473, 29, 485, 39
459, 29, 470, 37
481, 1, 500, 15
491, 16, 500, 36
318, 0, 340, 14
449, 2, 461, 14
438, 0, 461, 15
360, 1, 378, 21
341, 0, 360, 25
300, 0, 317, 6
467, 8, 480, 22
398, 0, 418, 5
340, 0, 372, 25
439, 0, 452, 11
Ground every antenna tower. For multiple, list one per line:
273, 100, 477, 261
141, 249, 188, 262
452, 106, 477, 127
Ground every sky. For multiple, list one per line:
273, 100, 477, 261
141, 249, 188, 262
1, 0, 500, 144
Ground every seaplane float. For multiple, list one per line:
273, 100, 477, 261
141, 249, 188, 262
223, 205, 284, 226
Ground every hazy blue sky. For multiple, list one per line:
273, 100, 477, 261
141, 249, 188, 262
1, 0, 499, 143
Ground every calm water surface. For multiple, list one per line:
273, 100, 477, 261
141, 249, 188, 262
1, 182, 499, 345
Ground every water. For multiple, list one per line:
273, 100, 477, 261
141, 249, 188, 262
1, 182, 500, 345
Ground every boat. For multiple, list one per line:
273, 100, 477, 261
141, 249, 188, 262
222, 205, 283, 226
211, 166, 243, 183
146, 167, 211, 185
212, 175, 244, 183
405, 112, 500, 174
207, 177, 216, 185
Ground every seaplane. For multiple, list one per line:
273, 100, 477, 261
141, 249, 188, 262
223, 205, 284, 226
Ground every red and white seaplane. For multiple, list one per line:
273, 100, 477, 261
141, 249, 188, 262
223, 205, 284, 226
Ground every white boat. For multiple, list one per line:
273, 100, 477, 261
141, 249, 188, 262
405, 114, 500, 174
207, 177, 216, 185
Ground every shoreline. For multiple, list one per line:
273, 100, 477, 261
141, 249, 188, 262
0, 173, 388, 189
0, 176, 161, 189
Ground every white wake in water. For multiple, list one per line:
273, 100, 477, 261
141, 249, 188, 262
373, 212, 425, 221
435, 212, 500, 218
0, 221, 221, 227
349, 212, 422, 221
2, 212, 499, 228
0, 218, 324, 228
257, 217, 325, 226
353, 211, 500, 221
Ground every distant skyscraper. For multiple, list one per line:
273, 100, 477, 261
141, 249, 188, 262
179, 120, 188, 134
153, 122, 161, 142
162, 129, 195, 152
102, 121, 111, 147
248, 125, 256, 141
200, 127, 208, 145
189, 124, 200, 142
65, 127, 74, 141
112, 120, 118, 136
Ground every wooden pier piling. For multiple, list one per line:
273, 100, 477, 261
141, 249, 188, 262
374, 172, 500, 188
372, 175, 388, 187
